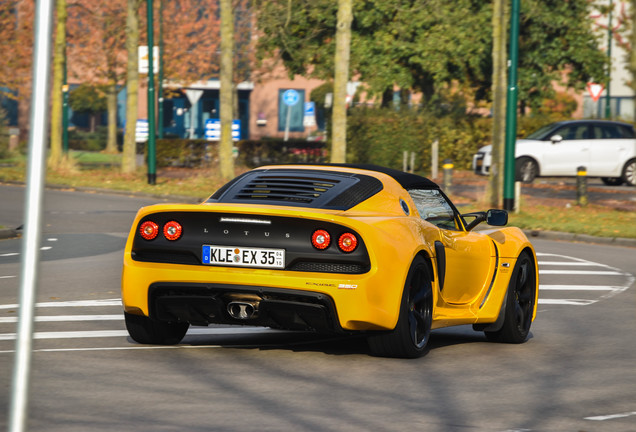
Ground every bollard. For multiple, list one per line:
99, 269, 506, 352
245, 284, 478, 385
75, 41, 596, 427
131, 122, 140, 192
577, 166, 588, 207
442, 158, 453, 191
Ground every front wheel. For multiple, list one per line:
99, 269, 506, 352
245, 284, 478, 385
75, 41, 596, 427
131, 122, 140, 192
124, 312, 189, 345
515, 157, 538, 183
485, 251, 537, 343
622, 159, 636, 186
367, 257, 433, 358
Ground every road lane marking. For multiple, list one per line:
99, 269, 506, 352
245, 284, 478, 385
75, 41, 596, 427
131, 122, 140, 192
540, 285, 619, 291
0, 314, 122, 324
538, 299, 597, 305
540, 270, 623, 275
585, 411, 636, 421
539, 261, 609, 266
0, 275, 16, 279
0, 326, 276, 341
0, 253, 19, 257
0, 298, 121, 310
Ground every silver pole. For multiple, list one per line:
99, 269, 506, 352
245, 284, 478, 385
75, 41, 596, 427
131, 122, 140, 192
8, 0, 55, 430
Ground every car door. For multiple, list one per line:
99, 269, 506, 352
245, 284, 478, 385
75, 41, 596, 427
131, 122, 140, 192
587, 123, 628, 177
541, 123, 592, 176
408, 189, 496, 305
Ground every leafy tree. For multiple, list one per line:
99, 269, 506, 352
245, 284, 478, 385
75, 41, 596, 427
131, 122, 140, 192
254, 0, 605, 109
68, 83, 108, 132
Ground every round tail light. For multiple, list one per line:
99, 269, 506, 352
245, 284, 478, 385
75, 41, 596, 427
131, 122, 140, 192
338, 233, 358, 253
163, 221, 183, 241
311, 229, 331, 250
139, 221, 159, 240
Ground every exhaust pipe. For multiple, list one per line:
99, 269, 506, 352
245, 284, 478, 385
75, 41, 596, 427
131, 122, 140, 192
227, 301, 259, 320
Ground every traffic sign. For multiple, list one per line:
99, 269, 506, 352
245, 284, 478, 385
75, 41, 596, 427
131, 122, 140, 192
303, 101, 316, 127
283, 89, 300, 106
587, 82, 604, 102
205, 119, 241, 141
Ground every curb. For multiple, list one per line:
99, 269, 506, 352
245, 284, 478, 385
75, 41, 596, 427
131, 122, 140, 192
0, 228, 19, 240
525, 230, 636, 248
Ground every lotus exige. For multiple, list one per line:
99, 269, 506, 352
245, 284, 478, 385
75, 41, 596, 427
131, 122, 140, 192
121, 164, 538, 358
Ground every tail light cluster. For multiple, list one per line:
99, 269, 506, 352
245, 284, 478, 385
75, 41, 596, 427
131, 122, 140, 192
311, 229, 358, 253
139, 220, 183, 241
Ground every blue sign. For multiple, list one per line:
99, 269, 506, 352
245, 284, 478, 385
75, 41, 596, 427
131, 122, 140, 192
283, 89, 300, 106
205, 119, 241, 141
135, 119, 149, 143
303, 102, 316, 127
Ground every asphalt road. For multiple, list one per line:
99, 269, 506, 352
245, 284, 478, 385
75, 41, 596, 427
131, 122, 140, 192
0, 184, 635, 431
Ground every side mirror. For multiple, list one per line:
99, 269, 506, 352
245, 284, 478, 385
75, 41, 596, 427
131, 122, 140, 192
486, 209, 508, 226
550, 134, 563, 144
463, 209, 508, 231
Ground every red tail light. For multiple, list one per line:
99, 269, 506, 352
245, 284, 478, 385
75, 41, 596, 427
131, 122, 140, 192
338, 233, 358, 253
311, 229, 331, 250
139, 221, 159, 240
163, 221, 183, 241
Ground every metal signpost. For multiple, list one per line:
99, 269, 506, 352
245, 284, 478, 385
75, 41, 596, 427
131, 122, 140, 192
8, 0, 54, 430
283, 89, 300, 142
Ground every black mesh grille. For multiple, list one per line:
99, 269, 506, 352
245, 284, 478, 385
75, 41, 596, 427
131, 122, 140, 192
234, 175, 339, 204
289, 262, 367, 274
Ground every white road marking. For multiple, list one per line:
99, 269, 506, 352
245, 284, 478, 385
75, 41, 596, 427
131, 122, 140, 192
585, 411, 636, 421
0, 253, 19, 257
0, 275, 16, 279
539, 261, 607, 266
540, 285, 619, 291
540, 270, 623, 275
0, 314, 122, 324
538, 299, 597, 306
0, 298, 121, 310
0, 326, 277, 342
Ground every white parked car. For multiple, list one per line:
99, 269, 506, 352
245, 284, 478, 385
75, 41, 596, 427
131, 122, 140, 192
472, 120, 636, 186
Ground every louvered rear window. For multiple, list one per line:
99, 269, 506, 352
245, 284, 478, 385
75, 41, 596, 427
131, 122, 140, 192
208, 169, 383, 210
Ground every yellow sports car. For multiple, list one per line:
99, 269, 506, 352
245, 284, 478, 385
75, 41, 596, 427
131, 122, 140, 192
122, 164, 538, 358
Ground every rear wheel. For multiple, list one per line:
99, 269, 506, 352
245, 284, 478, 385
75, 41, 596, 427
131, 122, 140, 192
485, 251, 536, 343
515, 157, 538, 183
601, 177, 624, 186
124, 312, 189, 345
622, 159, 636, 186
367, 257, 433, 358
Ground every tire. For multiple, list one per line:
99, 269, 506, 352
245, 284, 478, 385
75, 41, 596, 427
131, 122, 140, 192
367, 257, 433, 358
485, 251, 536, 344
124, 312, 189, 345
515, 157, 538, 183
622, 158, 636, 187
601, 177, 624, 186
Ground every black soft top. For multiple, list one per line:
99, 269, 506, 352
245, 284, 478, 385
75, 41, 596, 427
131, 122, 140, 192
208, 164, 439, 211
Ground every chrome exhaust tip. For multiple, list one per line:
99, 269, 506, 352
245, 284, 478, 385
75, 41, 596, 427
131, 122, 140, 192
227, 301, 259, 320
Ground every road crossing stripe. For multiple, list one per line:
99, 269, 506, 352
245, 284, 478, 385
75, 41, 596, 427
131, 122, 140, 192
538, 299, 597, 305
540, 285, 619, 291
539, 270, 623, 275
0, 326, 276, 341
539, 262, 608, 266
0, 276, 16, 279
0, 314, 122, 324
0, 299, 121, 310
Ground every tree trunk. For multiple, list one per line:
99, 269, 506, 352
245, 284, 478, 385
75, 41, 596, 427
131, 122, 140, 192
49, 0, 67, 169
105, 82, 118, 153
219, 0, 235, 180
631, 1, 636, 123
330, 0, 352, 163
487, 0, 507, 208
122, 0, 140, 174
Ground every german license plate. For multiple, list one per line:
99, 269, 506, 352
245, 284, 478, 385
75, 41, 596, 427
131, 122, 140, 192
202, 245, 285, 269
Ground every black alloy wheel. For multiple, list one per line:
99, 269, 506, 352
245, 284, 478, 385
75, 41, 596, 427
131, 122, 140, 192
367, 256, 433, 358
485, 251, 536, 343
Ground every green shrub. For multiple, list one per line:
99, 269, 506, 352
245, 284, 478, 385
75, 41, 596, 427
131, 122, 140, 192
153, 139, 213, 167
236, 139, 327, 168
